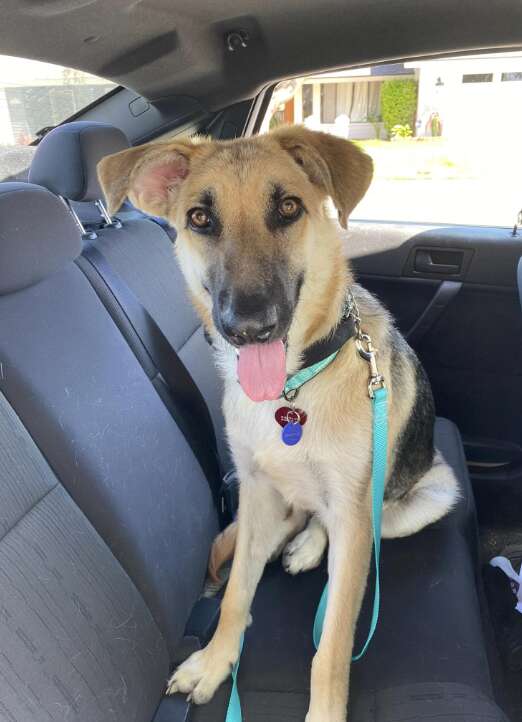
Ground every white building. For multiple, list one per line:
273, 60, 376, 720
408, 53, 522, 142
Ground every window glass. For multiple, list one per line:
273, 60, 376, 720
0, 55, 116, 182
462, 73, 493, 83
261, 52, 522, 227
501, 72, 522, 82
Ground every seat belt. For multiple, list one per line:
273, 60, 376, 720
78, 243, 224, 519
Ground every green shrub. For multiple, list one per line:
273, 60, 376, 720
390, 123, 412, 139
381, 79, 418, 137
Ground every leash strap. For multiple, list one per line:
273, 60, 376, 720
284, 349, 340, 397
225, 634, 244, 722
313, 385, 388, 657
224, 387, 388, 722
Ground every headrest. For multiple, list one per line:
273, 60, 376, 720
0, 183, 82, 295
29, 121, 129, 202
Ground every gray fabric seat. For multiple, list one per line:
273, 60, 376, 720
0, 394, 168, 722
0, 183, 218, 665
29, 121, 230, 470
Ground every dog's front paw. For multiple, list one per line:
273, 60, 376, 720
283, 523, 327, 575
166, 644, 237, 704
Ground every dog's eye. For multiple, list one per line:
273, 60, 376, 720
188, 207, 212, 231
278, 197, 302, 221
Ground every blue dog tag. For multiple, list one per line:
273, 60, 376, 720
282, 422, 303, 446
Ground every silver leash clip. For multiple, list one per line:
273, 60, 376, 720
355, 333, 386, 399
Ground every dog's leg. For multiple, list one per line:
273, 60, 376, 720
306, 506, 372, 722
167, 475, 306, 704
283, 515, 328, 575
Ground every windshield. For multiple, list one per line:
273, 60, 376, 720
0, 55, 116, 182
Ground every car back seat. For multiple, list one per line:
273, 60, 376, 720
0, 176, 510, 719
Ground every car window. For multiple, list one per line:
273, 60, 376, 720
261, 52, 522, 228
0, 55, 116, 182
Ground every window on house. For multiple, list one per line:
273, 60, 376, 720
0, 54, 116, 182
501, 72, 522, 81
320, 82, 381, 124
260, 52, 522, 226
462, 73, 493, 83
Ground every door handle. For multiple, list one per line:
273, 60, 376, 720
414, 248, 463, 275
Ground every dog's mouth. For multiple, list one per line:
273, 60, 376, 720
206, 275, 301, 403
236, 337, 287, 403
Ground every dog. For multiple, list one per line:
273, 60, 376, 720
98, 125, 458, 722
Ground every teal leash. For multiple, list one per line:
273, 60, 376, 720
283, 349, 340, 397
225, 633, 244, 722
313, 384, 388, 657
224, 294, 388, 722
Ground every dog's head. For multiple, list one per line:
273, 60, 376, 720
98, 126, 372, 401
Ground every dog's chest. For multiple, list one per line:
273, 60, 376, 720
216, 342, 372, 512
223, 381, 369, 515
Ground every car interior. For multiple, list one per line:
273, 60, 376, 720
1, 2, 522, 721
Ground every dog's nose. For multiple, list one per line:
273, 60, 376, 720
222, 318, 276, 346
218, 290, 279, 346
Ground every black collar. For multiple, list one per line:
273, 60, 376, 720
204, 290, 358, 369
299, 309, 356, 370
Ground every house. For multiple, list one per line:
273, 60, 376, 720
261, 63, 416, 139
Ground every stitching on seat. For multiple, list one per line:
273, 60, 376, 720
0, 483, 59, 546
177, 324, 204, 354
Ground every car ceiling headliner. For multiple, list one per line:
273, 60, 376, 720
1, 0, 522, 111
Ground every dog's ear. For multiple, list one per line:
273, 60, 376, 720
97, 139, 201, 217
272, 125, 373, 228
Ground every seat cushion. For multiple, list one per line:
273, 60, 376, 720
0, 393, 168, 722
185, 418, 503, 721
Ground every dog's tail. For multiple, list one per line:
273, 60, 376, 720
208, 521, 238, 582
381, 452, 460, 539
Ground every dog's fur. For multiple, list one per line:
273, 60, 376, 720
98, 126, 458, 722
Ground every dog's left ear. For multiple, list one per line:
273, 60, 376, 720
272, 125, 373, 228
97, 139, 202, 217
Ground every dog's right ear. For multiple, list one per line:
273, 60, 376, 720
97, 140, 200, 218
272, 125, 373, 229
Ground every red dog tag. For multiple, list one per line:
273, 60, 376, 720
275, 406, 308, 427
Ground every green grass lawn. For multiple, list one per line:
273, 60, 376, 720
355, 137, 477, 181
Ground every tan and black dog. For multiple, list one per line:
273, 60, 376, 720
98, 126, 458, 722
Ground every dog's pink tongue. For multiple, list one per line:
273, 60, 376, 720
237, 340, 286, 402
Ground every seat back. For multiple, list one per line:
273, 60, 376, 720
0, 183, 219, 658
